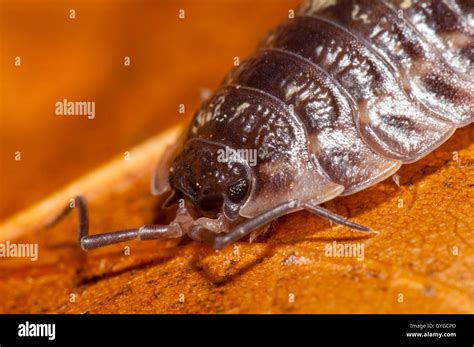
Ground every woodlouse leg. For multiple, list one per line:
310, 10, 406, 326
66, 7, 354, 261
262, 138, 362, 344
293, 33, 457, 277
303, 202, 378, 234
49, 195, 184, 251
211, 200, 300, 250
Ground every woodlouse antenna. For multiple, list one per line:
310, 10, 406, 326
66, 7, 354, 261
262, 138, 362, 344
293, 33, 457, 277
212, 200, 301, 249
302, 203, 379, 234
48, 196, 378, 251
48, 195, 185, 251
212, 199, 378, 250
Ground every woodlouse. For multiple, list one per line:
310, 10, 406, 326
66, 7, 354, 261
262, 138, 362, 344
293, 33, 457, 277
54, 0, 473, 251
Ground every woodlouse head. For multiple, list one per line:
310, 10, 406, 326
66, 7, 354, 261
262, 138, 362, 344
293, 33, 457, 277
169, 138, 252, 220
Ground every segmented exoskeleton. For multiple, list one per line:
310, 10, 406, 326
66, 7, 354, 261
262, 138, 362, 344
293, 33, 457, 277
55, 0, 473, 251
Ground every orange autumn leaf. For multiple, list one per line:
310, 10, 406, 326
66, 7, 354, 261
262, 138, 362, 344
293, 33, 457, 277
0, 0, 473, 314
0, 124, 472, 313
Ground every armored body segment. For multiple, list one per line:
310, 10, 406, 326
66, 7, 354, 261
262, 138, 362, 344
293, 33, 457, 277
391, 0, 474, 77
262, 15, 456, 163
446, 0, 474, 28
188, 85, 344, 217
225, 48, 401, 195
300, 0, 474, 127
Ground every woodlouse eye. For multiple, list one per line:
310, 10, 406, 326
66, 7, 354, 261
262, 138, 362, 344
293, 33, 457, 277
227, 178, 249, 203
